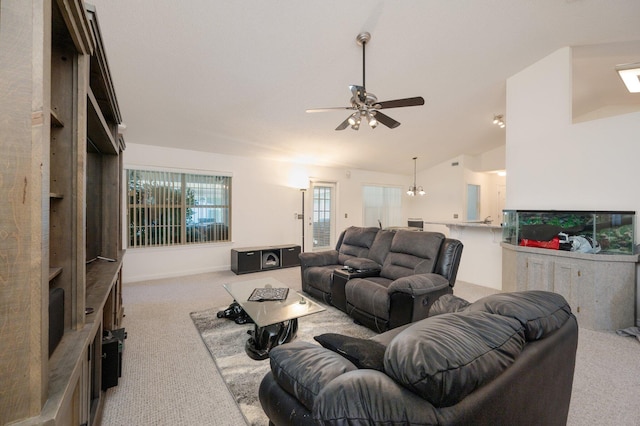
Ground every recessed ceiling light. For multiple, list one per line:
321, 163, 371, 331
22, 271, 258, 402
615, 62, 640, 93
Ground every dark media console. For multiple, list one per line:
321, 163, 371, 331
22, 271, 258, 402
231, 244, 301, 274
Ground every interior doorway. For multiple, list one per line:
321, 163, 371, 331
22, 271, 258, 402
466, 184, 481, 221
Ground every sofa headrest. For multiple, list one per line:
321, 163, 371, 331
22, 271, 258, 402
368, 229, 395, 266
338, 227, 379, 261
384, 311, 525, 407
464, 290, 573, 341
390, 231, 444, 259
380, 231, 444, 280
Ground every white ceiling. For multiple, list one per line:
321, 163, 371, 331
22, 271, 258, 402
88, 0, 640, 175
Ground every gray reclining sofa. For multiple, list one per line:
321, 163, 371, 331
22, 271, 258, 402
299, 226, 463, 332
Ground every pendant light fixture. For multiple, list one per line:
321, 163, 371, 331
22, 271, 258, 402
407, 157, 425, 196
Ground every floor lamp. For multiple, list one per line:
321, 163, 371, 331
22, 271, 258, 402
300, 189, 306, 252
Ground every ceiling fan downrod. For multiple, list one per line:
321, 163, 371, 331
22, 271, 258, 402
356, 32, 371, 91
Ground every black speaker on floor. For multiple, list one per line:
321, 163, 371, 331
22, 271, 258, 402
102, 328, 126, 390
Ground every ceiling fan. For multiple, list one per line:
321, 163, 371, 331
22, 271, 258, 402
306, 32, 425, 131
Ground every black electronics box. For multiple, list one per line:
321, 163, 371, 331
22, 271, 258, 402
102, 328, 126, 390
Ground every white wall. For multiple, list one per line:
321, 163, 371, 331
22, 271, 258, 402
506, 47, 640, 214
122, 143, 409, 282
407, 152, 506, 290
506, 46, 640, 325
406, 155, 466, 222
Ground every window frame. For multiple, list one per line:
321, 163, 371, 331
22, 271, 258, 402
126, 167, 232, 248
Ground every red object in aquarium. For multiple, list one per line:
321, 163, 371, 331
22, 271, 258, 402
520, 236, 560, 250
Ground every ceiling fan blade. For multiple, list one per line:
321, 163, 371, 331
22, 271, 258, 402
306, 106, 354, 113
375, 96, 425, 109
375, 111, 401, 129
335, 117, 351, 131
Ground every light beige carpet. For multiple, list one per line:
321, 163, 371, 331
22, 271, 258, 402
100, 268, 640, 425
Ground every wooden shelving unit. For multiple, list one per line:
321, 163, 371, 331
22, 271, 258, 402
0, 1, 125, 424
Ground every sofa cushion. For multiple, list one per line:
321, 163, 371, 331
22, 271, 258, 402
345, 277, 393, 321
269, 341, 357, 411
428, 294, 471, 316
380, 231, 445, 280
464, 290, 572, 341
384, 311, 525, 407
337, 226, 379, 263
314, 333, 386, 371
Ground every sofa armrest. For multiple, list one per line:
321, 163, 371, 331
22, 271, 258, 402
387, 273, 450, 296
343, 257, 381, 272
313, 370, 439, 424
388, 274, 453, 328
299, 250, 339, 268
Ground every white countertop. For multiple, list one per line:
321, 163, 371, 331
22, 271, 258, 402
424, 221, 502, 230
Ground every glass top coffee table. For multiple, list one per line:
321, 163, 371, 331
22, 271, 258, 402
223, 277, 325, 360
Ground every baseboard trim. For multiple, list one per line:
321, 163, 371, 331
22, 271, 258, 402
123, 265, 231, 283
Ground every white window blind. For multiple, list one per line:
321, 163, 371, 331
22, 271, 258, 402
362, 185, 402, 228
127, 169, 231, 247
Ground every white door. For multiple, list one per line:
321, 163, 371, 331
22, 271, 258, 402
307, 182, 336, 251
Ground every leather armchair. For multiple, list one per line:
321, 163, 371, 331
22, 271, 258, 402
259, 291, 578, 426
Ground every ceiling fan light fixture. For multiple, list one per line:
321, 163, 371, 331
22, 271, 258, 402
366, 111, 378, 128
349, 111, 360, 126
616, 62, 640, 93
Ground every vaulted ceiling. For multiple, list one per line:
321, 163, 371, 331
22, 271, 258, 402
89, 0, 640, 174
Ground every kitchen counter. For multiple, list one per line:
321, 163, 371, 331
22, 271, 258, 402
423, 221, 503, 290
424, 220, 502, 230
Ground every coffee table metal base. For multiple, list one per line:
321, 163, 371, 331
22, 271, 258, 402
245, 319, 299, 360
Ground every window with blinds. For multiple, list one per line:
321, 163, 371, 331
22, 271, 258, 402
362, 185, 402, 228
312, 185, 333, 249
127, 169, 231, 247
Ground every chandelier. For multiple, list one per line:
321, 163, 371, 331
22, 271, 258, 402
407, 157, 425, 196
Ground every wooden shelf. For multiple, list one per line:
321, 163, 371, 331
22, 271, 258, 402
87, 87, 117, 155
50, 110, 64, 128
49, 193, 64, 199
49, 267, 63, 281
86, 252, 125, 313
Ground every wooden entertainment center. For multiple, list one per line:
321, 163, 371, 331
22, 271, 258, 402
1, 2, 125, 424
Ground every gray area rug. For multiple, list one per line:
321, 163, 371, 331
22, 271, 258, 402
190, 302, 376, 425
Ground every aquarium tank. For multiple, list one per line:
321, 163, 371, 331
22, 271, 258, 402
502, 210, 635, 255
